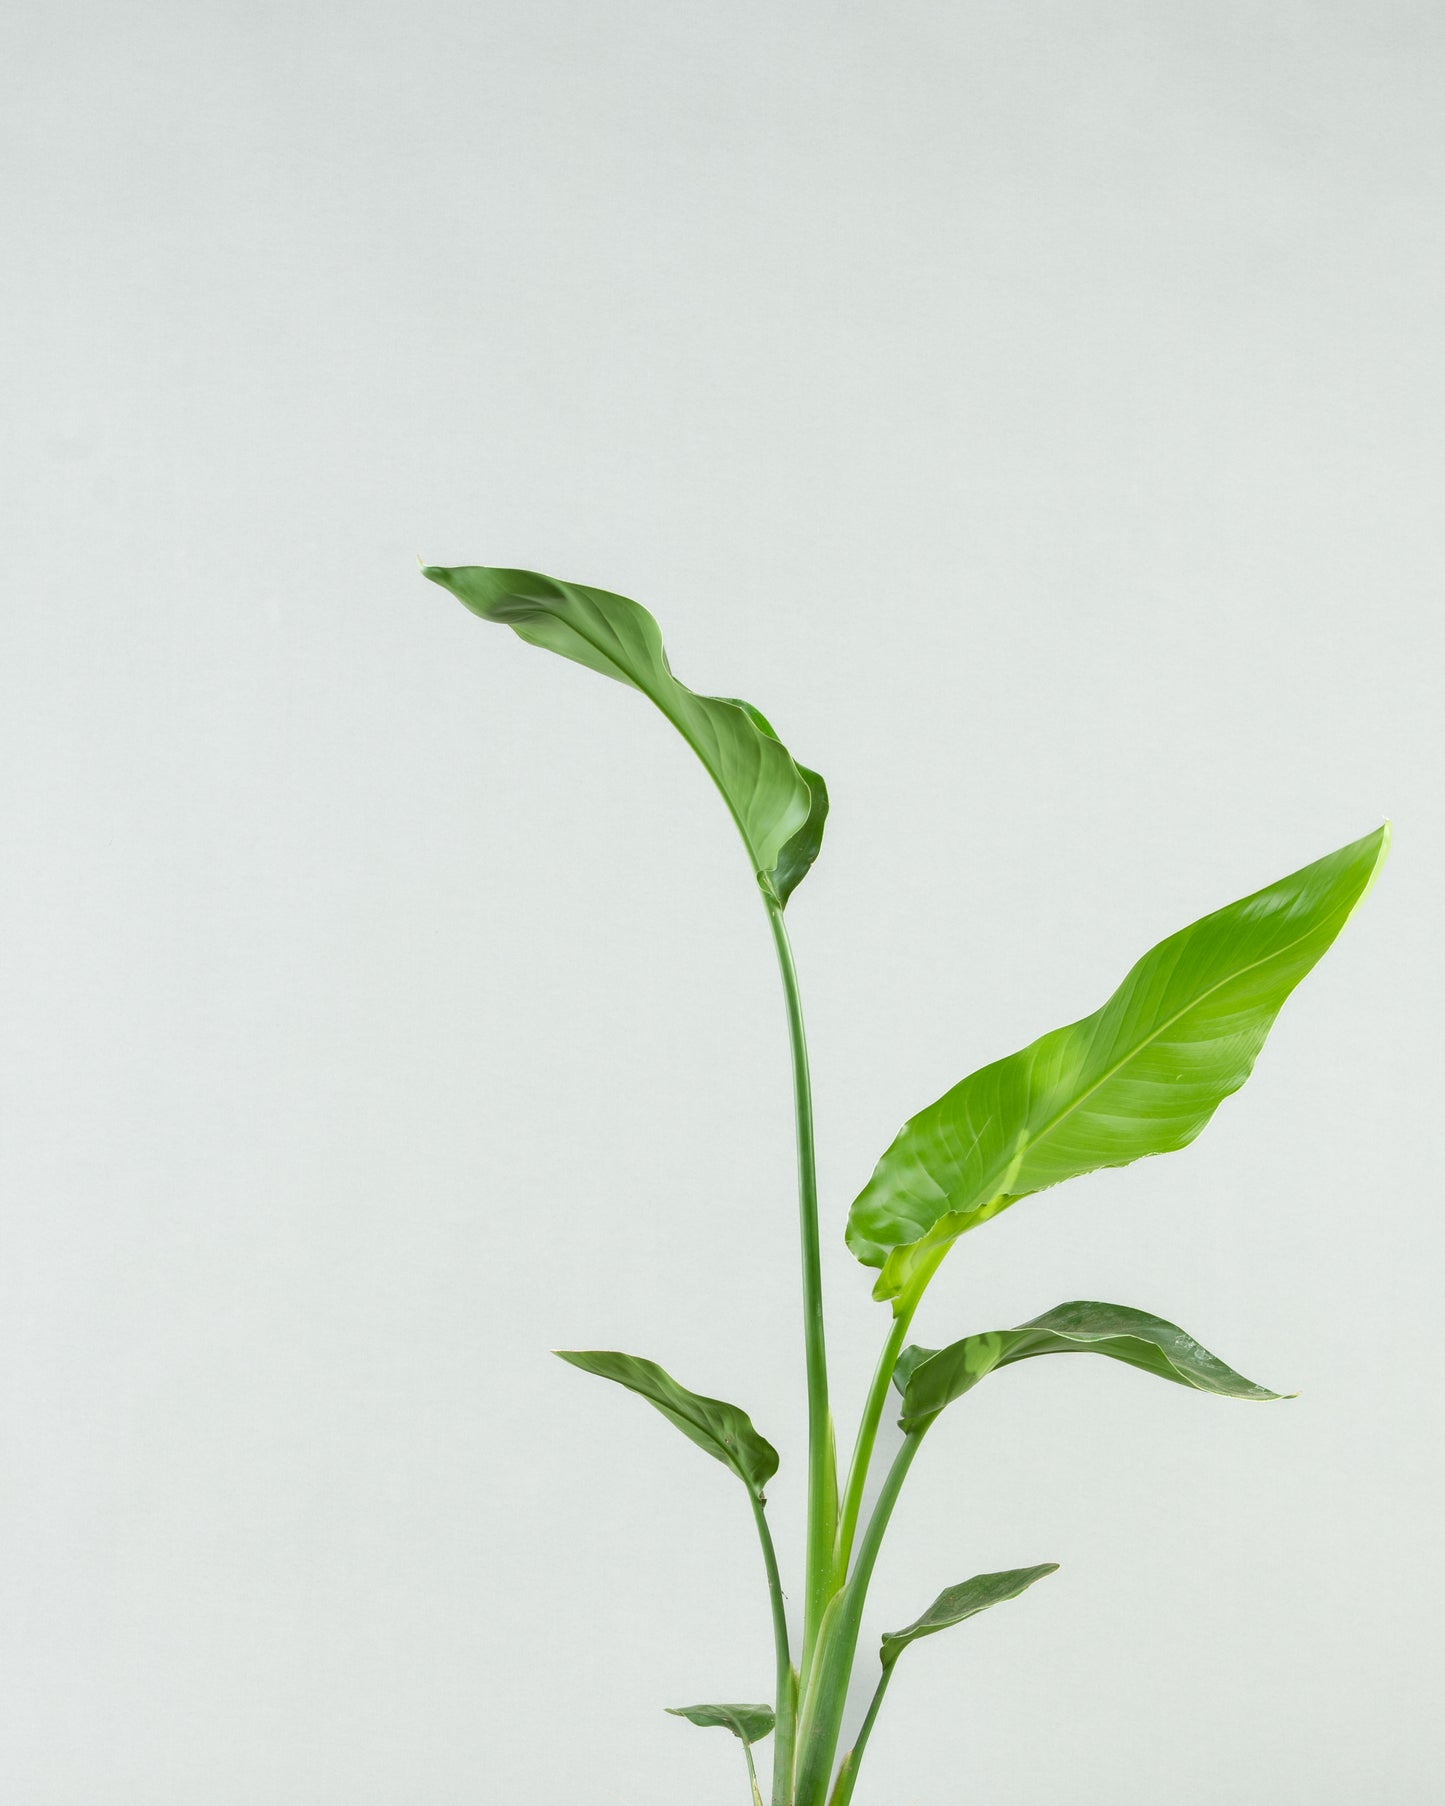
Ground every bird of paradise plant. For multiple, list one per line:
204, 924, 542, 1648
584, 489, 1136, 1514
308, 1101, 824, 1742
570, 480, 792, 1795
423, 562, 1386, 1806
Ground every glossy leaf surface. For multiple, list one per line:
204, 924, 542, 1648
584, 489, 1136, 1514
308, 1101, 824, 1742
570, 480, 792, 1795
849, 826, 1389, 1300
879, 1564, 1059, 1668
666, 1702, 776, 1743
554, 1349, 779, 1500
423, 564, 826, 904
895, 1300, 1288, 1433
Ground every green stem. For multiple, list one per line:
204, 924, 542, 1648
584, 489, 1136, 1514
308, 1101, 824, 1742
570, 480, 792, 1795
750, 1494, 797, 1806
836, 1246, 947, 1585
742, 1734, 764, 1806
793, 1433, 926, 1806
835, 1309, 913, 1583
764, 901, 836, 1692
827, 1665, 895, 1806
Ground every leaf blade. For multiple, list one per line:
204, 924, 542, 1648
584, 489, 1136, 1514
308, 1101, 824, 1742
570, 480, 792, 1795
896, 1301, 1288, 1433
554, 1349, 779, 1499
666, 1702, 776, 1744
423, 565, 826, 904
848, 826, 1389, 1299
879, 1565, 1060, 1668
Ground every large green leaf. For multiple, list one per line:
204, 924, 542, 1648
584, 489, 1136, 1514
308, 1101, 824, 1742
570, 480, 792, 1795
879, 1565, 1059, 1668
666, 1702, 775, 1743
554, 1349, 779, 1500
848, 826, 1389, 1302
422, 564, 826, 905
894, 1301, 1288, 1433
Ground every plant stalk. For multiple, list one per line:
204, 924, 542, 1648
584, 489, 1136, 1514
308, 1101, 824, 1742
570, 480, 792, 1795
836, 1247, 947, 1583
750, 1494, 797, 1806
792, 1432, 925, 1806
764, 901, 837, 1693
834, 1309, 913, 1583
826, 1664, 895, 1806
742, 1734, 764, 1806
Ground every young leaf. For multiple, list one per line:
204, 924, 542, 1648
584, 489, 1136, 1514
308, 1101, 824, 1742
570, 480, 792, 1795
554, 1349, 779, 1500
879, 1565, 1060, 1669
422, 564, 827, 905
848, 825, 1389, 1301
669, 1704, 775, 1806
895, 1301, 1288, 1433
666, 1702, 776, 1743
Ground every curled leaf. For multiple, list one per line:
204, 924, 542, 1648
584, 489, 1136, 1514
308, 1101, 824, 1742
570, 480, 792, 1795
424, 564, 826, 905
555, 1349, 779, 1500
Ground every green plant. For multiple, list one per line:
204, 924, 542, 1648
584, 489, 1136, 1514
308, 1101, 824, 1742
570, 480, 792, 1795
423, 562, 1387, 1806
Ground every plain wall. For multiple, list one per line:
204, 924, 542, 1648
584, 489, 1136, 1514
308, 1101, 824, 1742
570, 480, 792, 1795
2, 4, 1441, 1802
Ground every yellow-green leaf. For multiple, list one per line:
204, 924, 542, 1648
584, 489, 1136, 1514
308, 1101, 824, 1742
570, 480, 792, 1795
849, 826, 1388, 1303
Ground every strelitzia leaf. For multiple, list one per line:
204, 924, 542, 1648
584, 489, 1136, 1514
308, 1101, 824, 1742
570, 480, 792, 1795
879, 1564, 1059, 1668
666, 1702, 775, 1743
669, 1703, 775, 1806
894, 1301, 1288, 1433
554, 1349, 779, 1500
423, 564, 826, 905
848, 825, 1389, 1302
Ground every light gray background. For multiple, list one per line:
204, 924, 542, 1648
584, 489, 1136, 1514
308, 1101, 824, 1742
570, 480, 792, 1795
2, 4, 1441, 1802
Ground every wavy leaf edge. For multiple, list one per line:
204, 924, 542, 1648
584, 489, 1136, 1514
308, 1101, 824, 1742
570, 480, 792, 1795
880, 1564, 1061, 1668
894, 1300, 1291, 1432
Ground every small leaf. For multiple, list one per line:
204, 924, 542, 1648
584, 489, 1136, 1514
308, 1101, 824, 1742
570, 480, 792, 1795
880, 1565, 1059, 1668
554, 1349, 779, 1499
896, 1301, 1288, 1433
423, 565, 826, 905
848, 826, 1389, 1302
666, 1702, 775, 1744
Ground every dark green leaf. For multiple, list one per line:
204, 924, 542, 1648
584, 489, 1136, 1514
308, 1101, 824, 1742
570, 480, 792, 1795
422, 564, 826, 905
879, 1565, 1059, 1668
554, 1349, 779, 1500
848, 826, 1389, 1302
895, 1301, 1288, 1433
666, 1702, 775, 1744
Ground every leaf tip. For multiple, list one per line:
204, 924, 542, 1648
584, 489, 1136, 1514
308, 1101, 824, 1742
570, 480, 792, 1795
1365, 818, 1392, 887
1343, 820, 1392, 916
